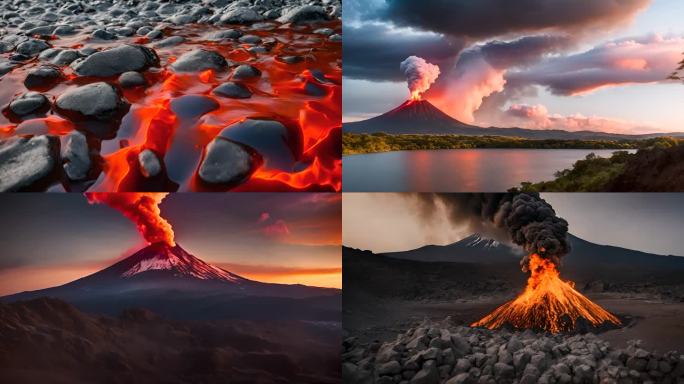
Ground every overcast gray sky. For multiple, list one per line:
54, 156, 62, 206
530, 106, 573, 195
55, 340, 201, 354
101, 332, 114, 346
343, 193, 684, 256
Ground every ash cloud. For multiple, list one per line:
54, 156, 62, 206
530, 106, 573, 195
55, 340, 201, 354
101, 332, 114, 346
381, 0, 650, 39
400, 56, 441, 99
85, 193, 175, 246
343, 23, 461, 82
411, 193, 570, 270
428, 35, 572, 123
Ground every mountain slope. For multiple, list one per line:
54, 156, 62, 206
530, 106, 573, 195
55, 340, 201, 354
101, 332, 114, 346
2, 243, 340, 321
344, 99, 684, 140
373, 233, 684, 289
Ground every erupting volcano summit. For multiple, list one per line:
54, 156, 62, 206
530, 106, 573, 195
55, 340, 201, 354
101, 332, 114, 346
472, 254, 622, 333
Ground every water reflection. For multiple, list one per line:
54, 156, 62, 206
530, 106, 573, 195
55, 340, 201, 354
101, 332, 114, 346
343, 149, 632, 192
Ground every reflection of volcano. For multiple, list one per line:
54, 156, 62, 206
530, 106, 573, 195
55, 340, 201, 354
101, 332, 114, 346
3, 243, 340, 321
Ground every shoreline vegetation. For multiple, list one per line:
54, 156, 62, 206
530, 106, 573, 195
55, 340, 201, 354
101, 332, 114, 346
519, 137, 684, 191
342, 133, 672, 155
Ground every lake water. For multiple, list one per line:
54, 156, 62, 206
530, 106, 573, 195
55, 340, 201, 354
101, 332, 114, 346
343, 148, 633, 192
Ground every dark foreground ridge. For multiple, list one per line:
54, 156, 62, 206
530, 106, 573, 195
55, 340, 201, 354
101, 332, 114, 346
344, 99, 684, 141
0, 298, 341, 384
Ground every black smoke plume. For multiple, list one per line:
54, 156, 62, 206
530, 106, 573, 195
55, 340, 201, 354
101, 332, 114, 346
411, 193, 570, 271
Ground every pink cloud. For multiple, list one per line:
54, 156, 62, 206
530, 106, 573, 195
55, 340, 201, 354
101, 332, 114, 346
505, 103, 659, 133
509, 34, 684, 95
430, 55, 506, 123
261, 220, 291, 236
257, 212, 270, 223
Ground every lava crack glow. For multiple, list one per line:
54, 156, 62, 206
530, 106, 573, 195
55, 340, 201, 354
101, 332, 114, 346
471, 254, 621, 333
85, 192, 175, 246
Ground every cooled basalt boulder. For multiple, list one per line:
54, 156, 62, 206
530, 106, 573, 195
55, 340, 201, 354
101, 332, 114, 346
198, 138, 258, 186
0, 135, 60, 191
71, 44, 159, 77
170, 49, 228, 72
55, 82, 128, 122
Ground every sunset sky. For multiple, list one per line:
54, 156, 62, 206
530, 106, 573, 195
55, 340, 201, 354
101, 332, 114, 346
0, 193, 341, 295
343, 193, 684, 257
343, 0, 684, 133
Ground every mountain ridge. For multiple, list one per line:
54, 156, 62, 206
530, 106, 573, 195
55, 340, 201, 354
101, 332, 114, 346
1, 243, 340, 321
344, 99, 684, 140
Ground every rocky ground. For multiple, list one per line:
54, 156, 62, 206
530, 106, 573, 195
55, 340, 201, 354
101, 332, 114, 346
0, 298, 341, 384
343, 318, 684, 384
0, 0, 341, 192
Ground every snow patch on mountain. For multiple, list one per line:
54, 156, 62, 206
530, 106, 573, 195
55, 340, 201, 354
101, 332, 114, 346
466, 234, 500, 248
120, 245, 242, 282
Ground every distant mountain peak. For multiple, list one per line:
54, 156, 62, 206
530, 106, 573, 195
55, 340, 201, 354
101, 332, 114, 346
114, 242, 243, 283
464, 234, 501, 248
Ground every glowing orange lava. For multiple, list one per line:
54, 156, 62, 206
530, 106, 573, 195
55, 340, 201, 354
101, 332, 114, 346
471, 254, 621, 333
410, 91, 422, 101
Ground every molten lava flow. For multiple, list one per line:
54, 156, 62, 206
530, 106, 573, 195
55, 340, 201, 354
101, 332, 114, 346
471, 254, 621, 333
85, 193, 175, 246
410, 91, 422, 101
0, 22, 341, 192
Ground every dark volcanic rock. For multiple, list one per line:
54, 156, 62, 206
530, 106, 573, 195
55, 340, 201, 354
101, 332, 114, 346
170, 95, 219, 119
232, 64, 261, 80
24, 65, 63, 90
0, 135, 59, 191
118, 71, 147, 88
170, 49, 228, 73
198, 138, 256, 185
238, 34, 261, 44
154, 36, 185, 48
71, 44, 159, 77
212, 82, 252, 99
55, 82, 127, 121
16, 38, 50, 57
278, 5, 329, 24
220, 8, 263, 24
206, 29, 242, 40
92, 29, 117, 40
50, 49, 80, 66
8, 92, 49, 116
217, 119, 295, 170
62, 131, 91, 180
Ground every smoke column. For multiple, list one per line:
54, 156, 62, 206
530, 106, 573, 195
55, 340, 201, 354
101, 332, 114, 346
400, 56, 440, 100
85, 193, 176, 246
412, 193, 570, 270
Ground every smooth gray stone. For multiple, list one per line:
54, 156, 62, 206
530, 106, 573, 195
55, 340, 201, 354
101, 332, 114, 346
71, 44, 159, 77
170, 49, 227, 72
198, 138, 253, 185
212, 82, 252, 99
0, 135, 59, 192
138, 149, 161, 178
62, 131, 91, 180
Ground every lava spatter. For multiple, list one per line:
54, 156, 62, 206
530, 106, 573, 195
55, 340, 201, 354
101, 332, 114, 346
0, 14, 341, 192
472, 253, 621, 333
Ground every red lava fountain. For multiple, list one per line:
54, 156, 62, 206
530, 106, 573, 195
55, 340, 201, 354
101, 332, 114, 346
471, 254, 621, 333
85, 192, 175, 246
